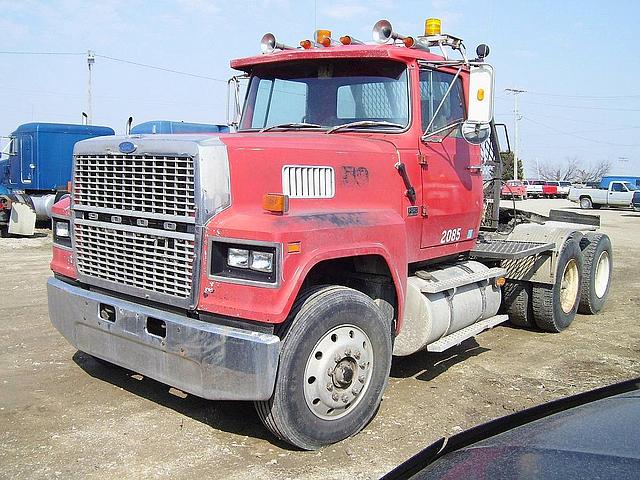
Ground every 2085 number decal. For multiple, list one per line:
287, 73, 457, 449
440, 228, 462, 244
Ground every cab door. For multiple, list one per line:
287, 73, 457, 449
608, 182, 631, 206
418, 68, 483, 249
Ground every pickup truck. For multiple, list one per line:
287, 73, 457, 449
568, 180, 638, 209
546, 180, 571, 198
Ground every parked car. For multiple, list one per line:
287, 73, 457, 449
523, 180, 543, 198
568, 180, 638, 209
632, 191, 640, 211
501, 180, 527, 200
382, 377, 640, 480
543, 181, 560, 198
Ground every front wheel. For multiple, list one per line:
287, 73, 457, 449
255, 286, 393, 450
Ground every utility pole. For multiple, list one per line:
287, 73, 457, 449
505, 88, 525, 180
87, 50, 95, 124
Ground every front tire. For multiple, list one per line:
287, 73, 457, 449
532, 239, 584, 332
578, 233, 612, 314
255, 286, 393, 450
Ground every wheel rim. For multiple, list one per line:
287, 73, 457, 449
303, 324, 374, 420
560, 259, 580, 313
594, 250, 610, 298
580, 198, 589, 208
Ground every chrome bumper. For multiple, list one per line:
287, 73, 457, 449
47, 277, 280, 401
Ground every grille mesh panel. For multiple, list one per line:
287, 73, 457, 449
74, 154, 196, 217
74, 222, 194, 298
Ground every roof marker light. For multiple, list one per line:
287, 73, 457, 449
339, 35, 364, 45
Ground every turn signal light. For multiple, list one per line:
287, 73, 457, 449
319, 36, 332, 47
263, 193, 289, 214
425, 18, 441, 36
477, 88, 485, 101
494, 276, 507, 287
300, 39, 313, 49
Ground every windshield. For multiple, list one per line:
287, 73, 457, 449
623, 182, 637, 191
239, 59, 409, 131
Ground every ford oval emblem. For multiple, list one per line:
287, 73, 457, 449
119, 141, 136, 154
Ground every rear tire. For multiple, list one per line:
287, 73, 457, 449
502, 281, 535, 328
532, 239, 584, 332
255, 286, 393, 450
578, 233, 612, 314
579, 197, 593, 209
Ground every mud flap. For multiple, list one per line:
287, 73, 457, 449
8, 202, 36, 236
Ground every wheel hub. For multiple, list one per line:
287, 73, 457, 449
303, 325, 374, 420
560, 258, 580, 314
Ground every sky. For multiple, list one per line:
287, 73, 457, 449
1, 0, 639, 176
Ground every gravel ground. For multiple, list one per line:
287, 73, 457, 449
1, 198, 639, 479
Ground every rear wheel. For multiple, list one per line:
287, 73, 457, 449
255, 286, 393, 450
579, 197, 592, 209
532, 239, 584, 332
578, 233, 612, 314
502, 281, 535, 328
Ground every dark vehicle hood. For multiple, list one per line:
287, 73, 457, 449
384, 378, 640, 480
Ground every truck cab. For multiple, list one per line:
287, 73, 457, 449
47, 19, 612, 450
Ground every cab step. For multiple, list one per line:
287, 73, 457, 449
426, 314, 509, 352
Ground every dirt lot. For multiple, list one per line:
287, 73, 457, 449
1, 199, 639, 480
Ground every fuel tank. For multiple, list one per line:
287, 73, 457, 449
394, 261, 502, 356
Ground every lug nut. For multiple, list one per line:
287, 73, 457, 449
326, 383, 333, 391
342, 394, 349, 403
354, 350, 361, 359
332, 393, 339, 401
359, 362, 366, 369
358, 375, 365, 383
327, 367, 334, 376
352, 387, 360, 396
345, 348, 351, 356
334, 353, 342, 363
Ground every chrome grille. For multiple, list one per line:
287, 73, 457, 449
74, 221, 194, 298
74, 154, 196, 217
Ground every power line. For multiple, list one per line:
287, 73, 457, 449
94, 54, 227, 83
519, 99, 640, 112
525, 90, 640, 100
521, 116, 640, 147
0, 50, 84, 56
0, 50, 227, 83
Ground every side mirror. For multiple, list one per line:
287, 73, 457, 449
227, 75, 248, 129
462, 64, 494, 145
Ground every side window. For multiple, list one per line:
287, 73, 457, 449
419, 70, 465, 134
251, 79, 308, 129
612, 183, 624, 192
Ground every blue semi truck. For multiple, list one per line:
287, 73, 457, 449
1, 120, 229, 235
0, 123, 114, 234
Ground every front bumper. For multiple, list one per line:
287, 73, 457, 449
47, 277, 280, 401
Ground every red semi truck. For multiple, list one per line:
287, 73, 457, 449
47, 19, 613, 450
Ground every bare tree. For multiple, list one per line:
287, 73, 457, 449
538, 157, 611, 182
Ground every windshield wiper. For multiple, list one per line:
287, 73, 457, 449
327, 121, 405, 134
260, 122, 323, 132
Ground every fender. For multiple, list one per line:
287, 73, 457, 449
198, 208, 408, 328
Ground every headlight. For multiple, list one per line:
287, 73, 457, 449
212, 240, 279, 285
250, 251, 274, 273
227, 248, 249, 268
